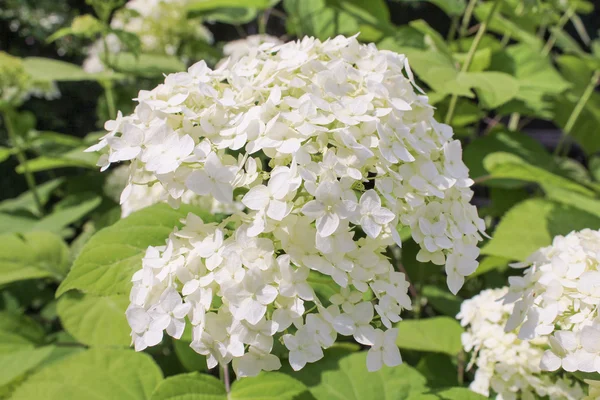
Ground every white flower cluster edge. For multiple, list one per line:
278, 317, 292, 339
503, 229, 600, 376
90, 34, 486, 376
458, 287, 584, 400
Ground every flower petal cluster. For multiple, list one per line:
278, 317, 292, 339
92, 34, 486, 374
104, 164, 239, 217
458, 287, 584, 400
83, 0, 213, 73
503, 229, 600, 375
220, 34, 283, 65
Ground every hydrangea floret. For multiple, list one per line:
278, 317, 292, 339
458, 287, 584, 400
503, 229, 600, 375
90, 35, 485, 376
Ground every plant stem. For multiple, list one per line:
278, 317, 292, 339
507, 112, 520, 131
458, 0, 478, 49
258, 9, 271, 35
2, 109, 42, 215
103, 81, 117, 120
554, 69, 600, 157
541, 6, 574, 56
447, 16, 459, 41
219, 363, 231, 393
445, 0, 501, 125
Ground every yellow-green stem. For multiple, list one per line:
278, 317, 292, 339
3, 110, 42, 215
554, 70, 600, 156
103, 81, 117, 120
458, 0, 479, 50
445, 0, 501, 125
541, 7, 574, 56
219, 363, 231, 393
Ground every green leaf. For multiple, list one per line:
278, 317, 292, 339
463, 130, 554, 183
16, 148, 98, 173
395, 317, 463, 355
553, 55, 600, 155
0, 346, 54, 388
434, 387, 487, 400
287, 350, 429, 399
0, 231, 70, 285
150, 371, 307, 400
57, 292, 130, 347
493, 44, 570, 118
399, 0, 465, 16
0, 331, 35, 354
10, 349, 163, 400
173, 340, 208, 372
108, 53, 185, 78
0, 146, 14, 163
33, 194, 102, 234
409, 20, 453, 59
474, 3, 541, 47
0, 213, 37, 234
483, 152, 594, 196
458, 71, 519, 108
482, 198, 600, 261
416, 354, 458, 389
0, 311, 45, 344
57, 203, 219, 297
422, 286, 462, 317
468, 256, 509, 279
284, 0, 393, 42
22, 57, 121, 82
0, 178, 65, 216
150, 373, 224, 400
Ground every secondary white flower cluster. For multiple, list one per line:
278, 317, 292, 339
503, 229, 600, 375
91, 34, 485, 374
83, 0, 213, 73
459, 288, 584, 400
220, 34, 283, 65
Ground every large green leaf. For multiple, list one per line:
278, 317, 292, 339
108, 53, 186, 77
284, 0, 393, 42
0, 346, 54, 388
0, 331, 34, 354
434, 387, 487, 399
16, 149, 98, 173
395, 317, 463, 355
150, 372, 307, 400
400, 50, 518, 108
57, 204, 218, 297
463, 130, 554, 183
482, 198, 600, 261
397, 0, 465, 16
22, 57, 121, 82
483, 152, 595, 196
10, 349, 163, 400
286, 349, 429, 399
57, 292, 130, 347
33, 194, 102, 234
0, 178, 65, 216
493, 44, 570, 118
416, 354, 458, 389
0, 312, 45, 344
0, 231, 69, 285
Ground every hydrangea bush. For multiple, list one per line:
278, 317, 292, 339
91, 35, 485, 375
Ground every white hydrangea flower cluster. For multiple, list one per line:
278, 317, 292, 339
83, 0, 213, 73
503, 229, 600, 375
90, 34, 485, 375
458, 288, 584, 400
104, 164, 239, 218
219, 34, 283, 65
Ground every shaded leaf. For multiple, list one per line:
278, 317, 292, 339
396, 317, 463, 355
57, 292, 130, 347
